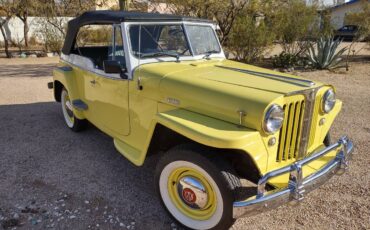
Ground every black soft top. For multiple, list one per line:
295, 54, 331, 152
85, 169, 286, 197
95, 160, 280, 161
62, 10, 213, 55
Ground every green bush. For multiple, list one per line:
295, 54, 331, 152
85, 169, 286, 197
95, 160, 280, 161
227, 0, 276, 63
228, 16, 275, 63
273, 0, 319, 56
272, 52, 309, 69
226, 0, 323, 63
273, 52, 298, 69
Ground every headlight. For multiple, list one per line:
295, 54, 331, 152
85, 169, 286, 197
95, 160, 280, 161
263, 104, 285, 134
322, 89, 336, 113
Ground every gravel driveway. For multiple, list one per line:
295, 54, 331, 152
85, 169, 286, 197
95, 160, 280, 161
0, 57, 369, 230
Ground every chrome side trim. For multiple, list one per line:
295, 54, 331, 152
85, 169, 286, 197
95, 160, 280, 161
215, 66, 315, 87
233, 136, 353, 219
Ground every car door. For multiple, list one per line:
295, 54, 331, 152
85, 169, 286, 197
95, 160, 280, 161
85, 24, 130, 136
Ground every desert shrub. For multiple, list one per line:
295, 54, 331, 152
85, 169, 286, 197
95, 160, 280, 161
272, 52, 309, 69
28, 35, 38, 46
227, 0, 276, 63
273, 0, 319, 56
228, 15, 275, 62
306, 37, 347, 70
11, 34, 26, 52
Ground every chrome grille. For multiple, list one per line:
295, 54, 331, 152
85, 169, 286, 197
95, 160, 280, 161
276, 99, 305, 162
276, 88, 319, 162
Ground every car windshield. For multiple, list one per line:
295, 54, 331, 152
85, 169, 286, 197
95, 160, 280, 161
185, 25, 221, 55
129, 24, 221, 58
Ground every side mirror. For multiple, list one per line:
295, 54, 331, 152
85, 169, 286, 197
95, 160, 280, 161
103, 60, 123, 74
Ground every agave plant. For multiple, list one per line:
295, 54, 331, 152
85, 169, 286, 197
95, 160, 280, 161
306, 37, 347, 70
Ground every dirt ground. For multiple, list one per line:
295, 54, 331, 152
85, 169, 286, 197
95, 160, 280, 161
0, 56, 369, 230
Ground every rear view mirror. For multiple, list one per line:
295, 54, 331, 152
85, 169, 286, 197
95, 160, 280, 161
103, 60, 123, 74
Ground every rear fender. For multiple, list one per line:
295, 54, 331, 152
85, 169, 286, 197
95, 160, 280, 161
53, 65, 85, 120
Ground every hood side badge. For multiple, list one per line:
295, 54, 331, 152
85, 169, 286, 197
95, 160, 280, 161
237, 110, 247, 127
166, 97, 180, 106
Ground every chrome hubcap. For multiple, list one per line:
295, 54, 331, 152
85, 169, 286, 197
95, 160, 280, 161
177, 176, 208, 210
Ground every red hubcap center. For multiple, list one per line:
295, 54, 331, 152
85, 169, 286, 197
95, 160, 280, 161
182, 188, 196, 204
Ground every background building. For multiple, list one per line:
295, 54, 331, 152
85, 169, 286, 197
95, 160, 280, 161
307, 0, 346, 7
328, 0, 369, 29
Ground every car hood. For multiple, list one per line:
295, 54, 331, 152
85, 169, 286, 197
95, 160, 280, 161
138, 59, 322, 130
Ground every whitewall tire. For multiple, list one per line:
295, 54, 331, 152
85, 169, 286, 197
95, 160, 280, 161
60, 88, 87, 132
155, 145, 237, 230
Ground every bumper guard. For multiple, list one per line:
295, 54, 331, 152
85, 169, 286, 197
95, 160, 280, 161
233, 136, 354, 218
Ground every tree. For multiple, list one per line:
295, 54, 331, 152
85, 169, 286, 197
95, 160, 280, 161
119, 0, 130, 10
32, 0, 112, 54
35, 17, 65, 55
318, 9, 335, 37
273, 0, 319, 56
12, 0, 35, 47
0, 0, 14, 58
33, 0, 112, 37
228, 0, 276, 62
156, 0, 247, 45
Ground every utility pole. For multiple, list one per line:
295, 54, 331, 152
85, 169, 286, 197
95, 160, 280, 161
119, 0, 130, 11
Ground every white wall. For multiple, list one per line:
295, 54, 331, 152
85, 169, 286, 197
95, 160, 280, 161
306, 0, 345, 7
330, 1, 366, 29
0, 17, 71, 44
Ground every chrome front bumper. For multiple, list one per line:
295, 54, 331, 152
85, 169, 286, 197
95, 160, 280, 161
233, 136, 354, 218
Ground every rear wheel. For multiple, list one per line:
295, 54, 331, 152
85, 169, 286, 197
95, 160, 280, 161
61, 88, 87, 132
155, 145, 239, 230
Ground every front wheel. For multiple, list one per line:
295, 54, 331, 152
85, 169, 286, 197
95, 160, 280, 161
61, 88, 87, 132
155, 145, 239, 230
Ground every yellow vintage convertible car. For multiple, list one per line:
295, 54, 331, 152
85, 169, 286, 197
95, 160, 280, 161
49, 11, 353, 230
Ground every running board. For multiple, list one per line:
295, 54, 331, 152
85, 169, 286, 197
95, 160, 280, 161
72, 100, 88, 111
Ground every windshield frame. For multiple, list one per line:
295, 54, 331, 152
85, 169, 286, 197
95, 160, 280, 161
128, 23, 194, 59
184, 24, 222, 56
126, 21, 223, 60
122, 21, 225, 80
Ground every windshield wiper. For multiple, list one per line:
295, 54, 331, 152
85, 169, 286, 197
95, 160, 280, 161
203, 50, 220, 60
141, 51, 180, 62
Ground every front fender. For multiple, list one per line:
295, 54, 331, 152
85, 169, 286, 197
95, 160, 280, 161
155, 108, 269, 174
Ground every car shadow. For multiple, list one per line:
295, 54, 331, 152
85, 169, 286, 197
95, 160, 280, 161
0, 64, 56, 78
0, 102, 174, 229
